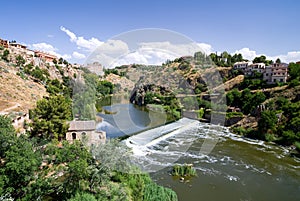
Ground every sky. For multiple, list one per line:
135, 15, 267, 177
1, 0, 300, 65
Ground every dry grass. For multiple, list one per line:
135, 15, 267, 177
0, 61, 48, 113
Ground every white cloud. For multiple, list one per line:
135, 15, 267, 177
32, 42, 57, 53
197, 43, 214, 54
60, 26, 103, 52
269, 51, 300, 63
60, 26, 76, 41
111, 48, 179, 66
61, 54, 72, 60
72, 51, 86, 59
87, 40, 213, 67
234, 48, 258, 61
234, 47, 300, 63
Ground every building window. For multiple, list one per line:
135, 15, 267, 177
72, 133, 77, 140
266, 73, 268, 76
274, 79, 276, 82
280, 79, 283, 82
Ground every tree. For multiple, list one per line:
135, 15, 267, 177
53, 58, 58, 64
258, 110, 277, 133
96, 80, 114, 96
30, 95, 72, 141
16, 55, 25, 66
253, 55, 273, 65
1, 49, 9, 62
1, 136, 42, 198
288, 62, 300, 80
58, 57, 64, 64
275, 58, 281, 64
0, 115, 16, 158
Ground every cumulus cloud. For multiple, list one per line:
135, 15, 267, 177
60, 26, 103, 52
72, 51, 86, 59
87, 40, 214, 67
111, 48, 179, 67
32, 42, 57, 53
269, 51, 300, 63
139, 41, 201, 57
197, 43, 214, 54
234, 47, 300, 63
234, 48, 258, 61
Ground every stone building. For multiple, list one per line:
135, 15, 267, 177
66, 120, 106, 146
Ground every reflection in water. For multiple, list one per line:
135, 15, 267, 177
97, 95, 168, 138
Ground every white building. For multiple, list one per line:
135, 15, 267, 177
245, 63, 265, 76
233, 61, 252, 70
263, 63, 288, 84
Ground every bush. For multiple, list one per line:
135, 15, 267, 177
67, 192, 97, 201
171, 164, 197, 177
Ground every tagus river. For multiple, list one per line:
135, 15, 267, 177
97, 101, 300, 201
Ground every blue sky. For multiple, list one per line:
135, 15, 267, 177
1, 0, 300, 64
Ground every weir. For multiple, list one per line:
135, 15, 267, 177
124, 117, 199, 147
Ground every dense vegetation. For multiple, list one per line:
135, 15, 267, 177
0, 115, 177, 200
229, 62, 300, 151
0, 52, 177, 200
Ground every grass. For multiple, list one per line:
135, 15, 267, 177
171, 164, 197, 177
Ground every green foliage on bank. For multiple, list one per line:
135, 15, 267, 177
0, 114, 178, 201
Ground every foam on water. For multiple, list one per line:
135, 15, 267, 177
124, 118, 298, 177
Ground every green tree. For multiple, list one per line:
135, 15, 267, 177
288, 62, 300, 80
97, 80, 114, 96
253, 55, 273, 65
30, 95, 72, 141
0, 115, 15, 158
258, 110, 277, 133
58, 57, 64, 64
53, 58, 58, 64
1, 49, 9, 62
275, 58, 281, 64
16, 55, 25, 66
1, 136, 42, 198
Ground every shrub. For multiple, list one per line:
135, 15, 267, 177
171, 164, 196, 177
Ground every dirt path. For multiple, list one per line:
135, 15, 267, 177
0, 101, 21, 114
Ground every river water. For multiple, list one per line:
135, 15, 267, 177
97, 101, 300, 201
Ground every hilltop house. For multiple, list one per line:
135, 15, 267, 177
263, 63, 288, 84
34, 51, 58, 63
66, 120, 106, 146
245, 63, 266, 76
9, 42, 27, 49
0, 38, 9, 48
233, 61, 252, 71
234, 61, 289, 84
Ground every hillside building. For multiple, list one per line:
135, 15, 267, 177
263, 63, 288, 84
0, 38, 9, 48
66, 120, 106, 146
245, 63, 265, 76
34, 51, 58, 63
233, 61, 252, 71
